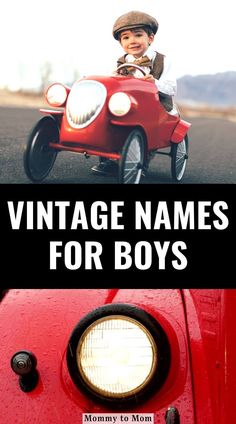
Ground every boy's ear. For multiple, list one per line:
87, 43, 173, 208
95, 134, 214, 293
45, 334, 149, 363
149, 33, 155, 44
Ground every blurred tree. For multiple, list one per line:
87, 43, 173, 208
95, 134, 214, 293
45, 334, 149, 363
40, 61, 53, 92
73, 68, 81, 81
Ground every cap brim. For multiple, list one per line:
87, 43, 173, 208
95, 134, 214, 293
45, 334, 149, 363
113, 23, 157, 39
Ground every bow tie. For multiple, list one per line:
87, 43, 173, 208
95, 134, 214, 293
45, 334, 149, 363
119, 55, 153, 75
132, 55, 153, 67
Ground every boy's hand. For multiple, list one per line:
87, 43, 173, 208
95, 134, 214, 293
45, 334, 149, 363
143, 74, 155, 83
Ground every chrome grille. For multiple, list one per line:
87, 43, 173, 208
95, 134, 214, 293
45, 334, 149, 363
66, 80, 107, 128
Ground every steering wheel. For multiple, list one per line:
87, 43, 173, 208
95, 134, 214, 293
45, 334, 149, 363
116, 63, 147, 76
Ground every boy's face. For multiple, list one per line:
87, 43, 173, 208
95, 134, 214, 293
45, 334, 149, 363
119, 28, 154, 58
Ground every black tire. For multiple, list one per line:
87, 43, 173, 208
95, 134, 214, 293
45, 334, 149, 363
119, 129, 145, 184
24, 115, 59, 182
171, 134, 189, 182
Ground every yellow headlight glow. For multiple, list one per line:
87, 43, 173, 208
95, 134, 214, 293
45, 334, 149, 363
76, 315, 157, 398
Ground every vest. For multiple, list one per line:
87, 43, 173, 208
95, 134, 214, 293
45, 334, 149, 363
117, 51, 173, 112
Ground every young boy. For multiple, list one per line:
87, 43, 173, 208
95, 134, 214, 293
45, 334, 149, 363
92, 10, 178, 176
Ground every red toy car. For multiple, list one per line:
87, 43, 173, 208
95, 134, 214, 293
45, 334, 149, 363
0, 289, 235, 423
24, 64, 191, 184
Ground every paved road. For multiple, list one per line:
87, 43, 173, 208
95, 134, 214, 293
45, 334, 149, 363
0, 106, 236, 184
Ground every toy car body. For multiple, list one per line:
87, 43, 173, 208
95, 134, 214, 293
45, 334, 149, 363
0, 289, 235, 423
24, 67, 191, 184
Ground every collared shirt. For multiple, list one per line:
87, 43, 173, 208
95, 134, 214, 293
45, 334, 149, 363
125, 46, 177, 97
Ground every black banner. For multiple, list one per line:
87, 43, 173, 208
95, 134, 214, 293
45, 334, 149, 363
0, 184, 234, 286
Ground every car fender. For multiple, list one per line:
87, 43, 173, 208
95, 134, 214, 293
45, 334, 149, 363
171, 119, 191, 143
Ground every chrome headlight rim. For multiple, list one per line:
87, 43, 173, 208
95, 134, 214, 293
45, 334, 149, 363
66, 303, 170, 407
77, 314, 158, 399
45, 83, 68, 107
66, 80, 107, 129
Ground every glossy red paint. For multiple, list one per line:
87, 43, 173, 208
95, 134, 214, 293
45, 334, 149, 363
25, 73, 191, 184
48, 142, 122, 160
42, 75, 189, 155
1, 289, 233, 423
182, 289, 236, 424
170, 120, 191, 143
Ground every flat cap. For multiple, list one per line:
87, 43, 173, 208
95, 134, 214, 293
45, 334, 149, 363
113, 11, 158, 40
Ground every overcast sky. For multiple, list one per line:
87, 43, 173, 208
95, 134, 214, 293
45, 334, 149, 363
1, 0, 235, 90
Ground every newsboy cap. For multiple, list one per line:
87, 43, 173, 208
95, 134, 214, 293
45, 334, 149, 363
113, 11, 158, 40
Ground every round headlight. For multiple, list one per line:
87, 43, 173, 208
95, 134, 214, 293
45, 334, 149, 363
108, 92, 131, 116
78, 316, 156, 397
46, 83, 68, 107
67, 304, 170, 407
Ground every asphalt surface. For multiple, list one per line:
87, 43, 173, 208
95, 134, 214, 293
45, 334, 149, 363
0, 106, 236, 184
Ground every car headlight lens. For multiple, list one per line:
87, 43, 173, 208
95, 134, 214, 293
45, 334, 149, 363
46, 83, 68, 107
108, 92, 131, 116
78, 316, 157, 397
67, 304, 170, 406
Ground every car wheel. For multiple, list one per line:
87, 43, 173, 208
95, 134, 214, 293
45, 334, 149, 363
171, 135, 188, 182
119, 129, 145, 184
24, 115, 59, 182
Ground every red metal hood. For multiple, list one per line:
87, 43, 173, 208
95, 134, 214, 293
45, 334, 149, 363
0, 289, 194, 423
